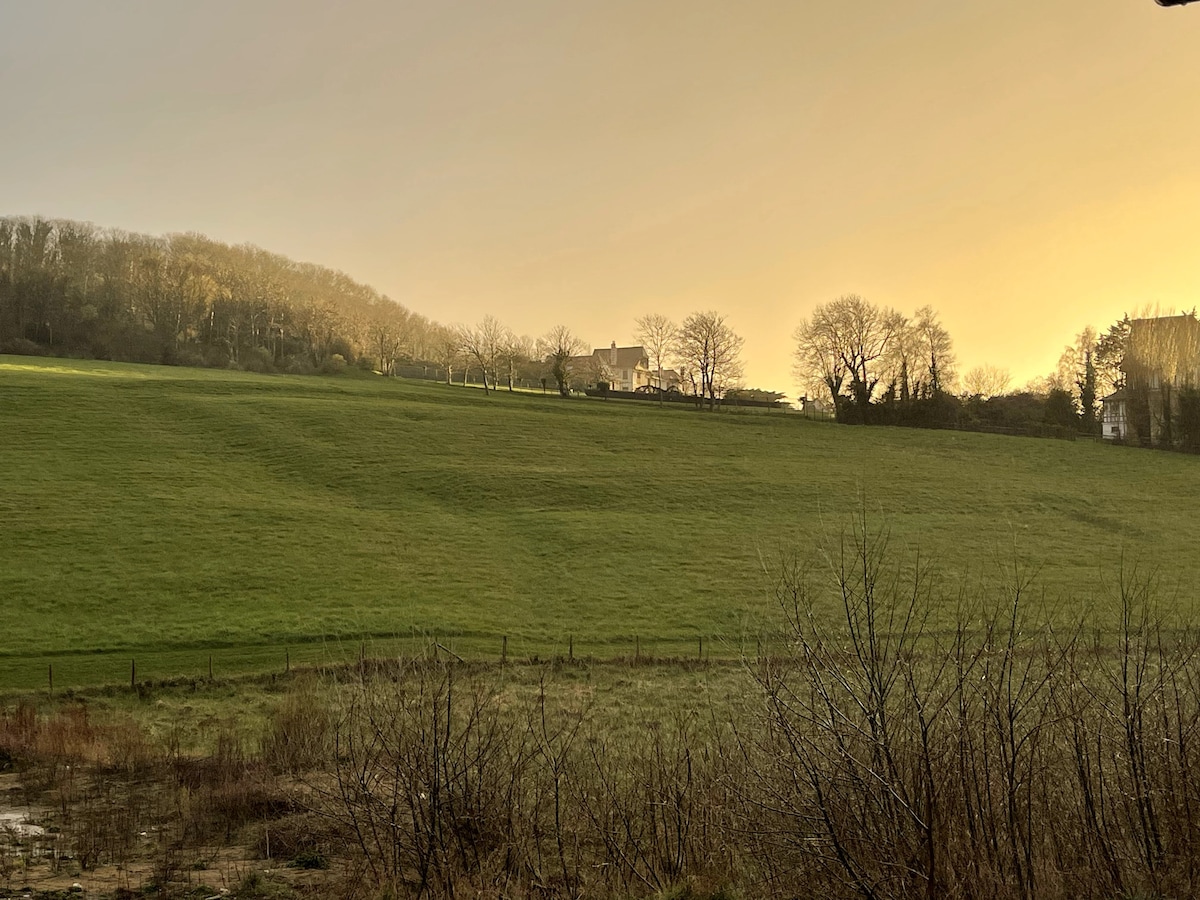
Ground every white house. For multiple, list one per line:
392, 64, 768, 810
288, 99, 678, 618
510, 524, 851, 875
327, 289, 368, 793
569, 342, 654, 392
1100, 388, 1129, 441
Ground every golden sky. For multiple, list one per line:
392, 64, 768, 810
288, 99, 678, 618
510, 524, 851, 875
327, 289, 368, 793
3, 0, 1198, 395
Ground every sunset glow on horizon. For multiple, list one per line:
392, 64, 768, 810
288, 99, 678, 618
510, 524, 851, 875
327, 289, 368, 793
3, 0, 1198, 396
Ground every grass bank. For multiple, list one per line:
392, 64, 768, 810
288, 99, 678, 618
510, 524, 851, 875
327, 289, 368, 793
2, 355, 1197, 688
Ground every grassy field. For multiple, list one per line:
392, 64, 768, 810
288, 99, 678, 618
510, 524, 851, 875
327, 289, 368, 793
3, 354, 1199, 690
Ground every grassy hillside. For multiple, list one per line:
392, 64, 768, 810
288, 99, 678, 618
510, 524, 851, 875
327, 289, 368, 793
2, 356, 1198, 689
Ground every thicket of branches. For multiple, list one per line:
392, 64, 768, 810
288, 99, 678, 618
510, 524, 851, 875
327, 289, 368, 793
5, 523, 1200, 899
305, 537, 1200, 900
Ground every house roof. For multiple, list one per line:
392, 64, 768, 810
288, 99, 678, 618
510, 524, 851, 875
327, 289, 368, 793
590, 345, 649, 369
1101, 388, 1130, 402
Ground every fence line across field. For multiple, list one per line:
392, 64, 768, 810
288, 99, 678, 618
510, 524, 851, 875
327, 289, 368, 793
17, 630, 805, 696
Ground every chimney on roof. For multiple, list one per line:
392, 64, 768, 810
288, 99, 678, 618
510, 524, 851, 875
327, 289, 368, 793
610, 341, 617, 364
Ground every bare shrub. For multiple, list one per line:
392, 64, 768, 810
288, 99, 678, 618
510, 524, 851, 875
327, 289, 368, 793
574, 712, 723, 896
739, 515, 1200, 900
315, 660, 742, 899
324, 662, 527, 896
10, 536, 1200, 900
743, 515, 958, 898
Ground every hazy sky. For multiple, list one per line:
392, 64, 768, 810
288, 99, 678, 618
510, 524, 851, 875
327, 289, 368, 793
2, 1, 1198, 394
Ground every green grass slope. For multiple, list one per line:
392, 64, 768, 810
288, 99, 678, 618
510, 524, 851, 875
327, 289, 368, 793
2, 356, 1197, 689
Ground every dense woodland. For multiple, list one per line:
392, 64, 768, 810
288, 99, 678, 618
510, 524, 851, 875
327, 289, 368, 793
0, 216, 435, 376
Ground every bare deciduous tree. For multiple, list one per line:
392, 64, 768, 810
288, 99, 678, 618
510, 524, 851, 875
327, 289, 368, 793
794, 294, 901, 421
881, 306, 956, 401
960, 364, 1012, 399
461, 316, 510, 394
1052, 326, 1099, 405
405, 311, 435, 364
498, 333, 536, 392
634, 313, 677, 404
539, 325, 586, 397
366, 301, 410, 376
913, 305, 956, 395
674, 311, 744, 411
429, 324, 465, 385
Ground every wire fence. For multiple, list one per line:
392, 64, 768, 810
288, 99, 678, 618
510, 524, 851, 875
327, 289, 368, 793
2, 630, 801, 696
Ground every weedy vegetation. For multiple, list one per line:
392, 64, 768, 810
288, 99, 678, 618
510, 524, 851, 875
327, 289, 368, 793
3, 522, 1200, 898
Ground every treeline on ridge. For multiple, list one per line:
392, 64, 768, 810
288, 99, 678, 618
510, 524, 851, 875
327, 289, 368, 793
0, 217, 750, 405
0, 215, 1152, 444
0, 215, 436, 375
